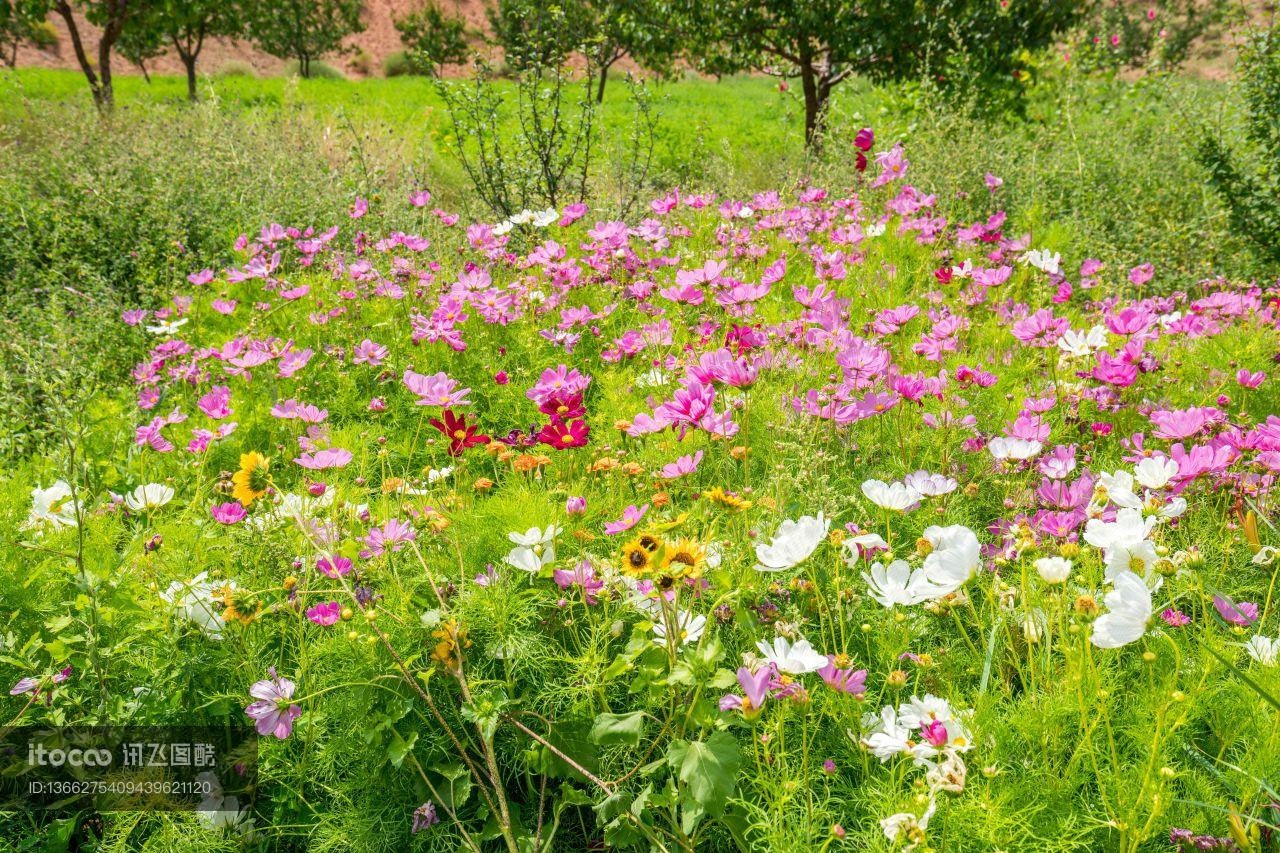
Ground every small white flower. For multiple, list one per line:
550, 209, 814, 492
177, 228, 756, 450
146, 317, 188, 336
1057, 325, 1108, 357
1034, 556, 1072, 584
505, 525, 560, 573
24, 481, 79, 532
1023, 248, 1062, 275
755, 635, 827, 674
988, 437, 1042, 461
754, 512, 829, 572
1091, 571, 1152, 649
160, 572, 227, 640
921, 525, 980, 594
652, 610, 706, 647
864, 221, 886, 237
532, 208, 559, 227
862, 705, 913, 761
493, 220, 514, 236
508, 209, 535, 225
861, 479, 921, 512
903, 470, 958, 497
1084, 508, 1159, 581
1245, 636, 1279, 667
863, 560, 944, 608
1133, 456, 1178, 490
124, 483, 175, 512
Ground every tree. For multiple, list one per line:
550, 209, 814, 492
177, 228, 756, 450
121, 1, 247, 99
486, 0, 587, 73
581, 0, 679, 102
53, 0, 134, 110
1, 0, 51, 68
247, 0, 364, 78
693, 0, 1083, 149
394, 1, 468, 76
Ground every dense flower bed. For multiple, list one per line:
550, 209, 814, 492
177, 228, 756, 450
10, 132, 1280, 851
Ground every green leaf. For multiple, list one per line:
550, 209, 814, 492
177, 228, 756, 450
590, 710, 647, 748
666, 731, 742, 818
386, 729, 418, 768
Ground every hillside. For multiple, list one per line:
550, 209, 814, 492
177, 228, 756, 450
12, 0, 492, 77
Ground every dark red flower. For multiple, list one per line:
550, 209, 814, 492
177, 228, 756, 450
538, 393, 586, 421
430, 408, 490, 456
538, 417, 589, 449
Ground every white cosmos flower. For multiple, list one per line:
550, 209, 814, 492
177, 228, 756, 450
861, 479, 921, 512
864, 221, 886, 237
863, 560, 944, 608
861, 705, 913, 761
1057, 325, 1108, 357
24, 481, 79, 532
921, 525, 980, 593
146, 317, 188, 336
903, 470, 958, 497
1023, 248, 1062, 275
1245, 636, 1279, 666
652, 610, 706, 647
988, 437, 1042, 461
508, 209, 535, 225
532, 208, 559, 227
1091, 571, 1152, 649
493, 220, 514, 236
1084, 508, 1159, 581
1133, 457, 1178, 490
754, 512, 829, 572
160, 572, 227, 640
842, 532, 889, 566
881, 798, 936, 845
737, 206, 755, 219
505, 525, 560, 573
426, 466, 454, 484
1097, 470, 1143, 509
124, 483, 175, 512
1034, 556, 1073, 584
755, 636, 827, 674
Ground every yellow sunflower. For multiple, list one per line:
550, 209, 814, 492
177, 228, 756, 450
661, 538, 706, 579
701, 487, 752, 511
621, 535, 659, 577
232, 452, 270, 506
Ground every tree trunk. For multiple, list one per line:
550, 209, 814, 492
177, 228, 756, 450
799, 59, 822, 151
54, 0, 105, 110
596, 64, 608, 103
183, 54, 198, 100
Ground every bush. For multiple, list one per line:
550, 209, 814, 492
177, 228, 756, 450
381, 49, 417, 77
282, 58, 346, 79
348, 46, 373, 76
214, 60, 256, 78
28, 19, 57, 49
1197, 24, 1280, 266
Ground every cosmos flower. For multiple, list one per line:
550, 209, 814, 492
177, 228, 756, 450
244, 667, 302, 739
754, 512, 829, 571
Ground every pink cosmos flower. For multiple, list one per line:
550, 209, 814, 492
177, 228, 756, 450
553, 561, 604, 605
294, 448, 353, 470
317, 555, 353, 578
659, 450, 704, 480
854, 127, 874, 151
197, 386, 233, 419
409, 189, 432, 207
403, 370, 471, 407
817, 658, 867, 697
244, 667, 302, 739
1213, 595, 1259, 627
565, 496, 587, 515
211, 502, 247, 524
604, 504, 648, 535
353, 339, 388, 366
1128, 263, 1154, 286
363, 519, 417, 557
1237, 369, 1266, 389
306, 601, 342, 626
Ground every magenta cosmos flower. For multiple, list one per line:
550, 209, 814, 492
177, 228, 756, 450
244, 667, 302, 739
211, 502, 247, 524
294, 448, 353, 470
539, 417, 589, 449
604, 504, 648, 535
306, 601, 342, 626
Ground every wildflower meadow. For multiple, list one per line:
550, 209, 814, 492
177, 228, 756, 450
3, 3, 1280, 852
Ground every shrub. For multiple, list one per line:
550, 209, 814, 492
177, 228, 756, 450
348, 46, 373, 76
1197, 24, 1280, 266
28, 19, 58, 49
214, 59, 255, 78
282, 58, 346, 79
381, 49, 417, 77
